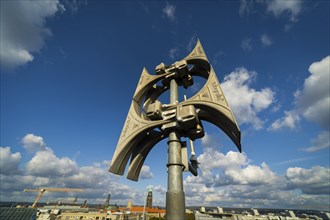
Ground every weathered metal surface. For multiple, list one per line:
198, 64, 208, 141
166, 79, 186, 220
109, 39, 241, 180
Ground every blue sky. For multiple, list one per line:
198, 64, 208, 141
1, 0, 329, 210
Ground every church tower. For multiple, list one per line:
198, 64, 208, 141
146, 188, 152, 208
127, 197, 132, 210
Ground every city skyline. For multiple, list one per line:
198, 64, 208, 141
1, 0, 329, 210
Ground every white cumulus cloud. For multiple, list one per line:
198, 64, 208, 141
195, 148, 277, 187
140, 165, 154, 180
0, 147, 21, 175
0, 0, 63, 70
221, 68, 275, 130
286, 166, 330, 195
22, 133, 47, 153
65, 165, 118, 189
295, 56, 330, 130
198, 149, 249, 172
153, 185, 166, 195
270, 55, 330, 134
225, 162, 277, 185
184, 147, 328, 209
269, 110, 300, 131
26, 148, 79, 177
0, 134, 137, 205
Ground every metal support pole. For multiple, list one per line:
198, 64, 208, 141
166, 78, 186, 220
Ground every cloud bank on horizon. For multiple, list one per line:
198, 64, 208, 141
1, 133, 329, 209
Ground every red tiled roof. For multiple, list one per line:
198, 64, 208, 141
129, 206, 166, 214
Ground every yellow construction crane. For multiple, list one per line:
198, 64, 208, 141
23, 188, 84, 208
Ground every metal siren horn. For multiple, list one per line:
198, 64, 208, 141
109, 68, 172, 176
182, 65, 241, 152
183, 38, 210, 72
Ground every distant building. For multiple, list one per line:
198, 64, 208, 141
129, 206, 166, 218
251, 208, 260, 216
126, 198, 133, 210
120, 191, 165, 219
288, 210, 296, 218
104, 194, 111, 210
146, 188, 153, 209
58, 211, 116, 220
217, 207, 224, 214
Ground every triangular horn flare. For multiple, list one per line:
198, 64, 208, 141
182, 39, 210, 71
